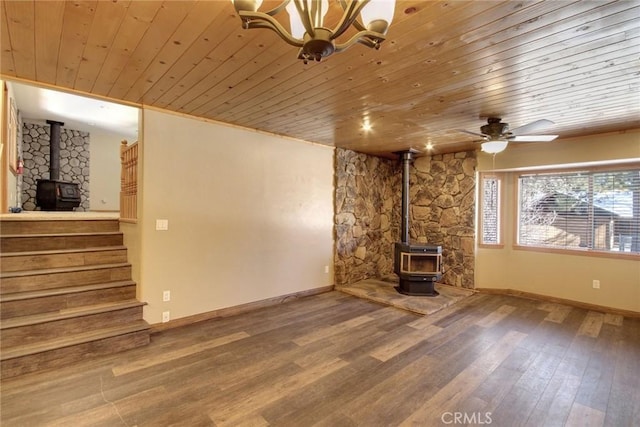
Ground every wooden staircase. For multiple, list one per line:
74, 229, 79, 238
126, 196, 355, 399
0, 218, 150, 378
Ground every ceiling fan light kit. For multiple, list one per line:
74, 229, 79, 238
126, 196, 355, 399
230, 0, 395, 63
481, 140, 509, 154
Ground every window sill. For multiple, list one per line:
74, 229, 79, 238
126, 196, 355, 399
513, 244, 640, 260
478, 243, 505, 249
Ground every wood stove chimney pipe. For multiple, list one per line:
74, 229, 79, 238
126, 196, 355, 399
46, 120, 64, 181
397, 149, 418, 244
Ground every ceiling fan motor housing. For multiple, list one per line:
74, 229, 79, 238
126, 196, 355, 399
481, 118, 509, 139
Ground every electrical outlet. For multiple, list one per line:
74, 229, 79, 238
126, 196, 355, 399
156, 219, 169, 231
162, 311, 170, 323
163, 290, 171, 302
324, 265, 329, 274
592, 279, 600, 289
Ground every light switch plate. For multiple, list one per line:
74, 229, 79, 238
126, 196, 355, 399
156, 219, 169, 231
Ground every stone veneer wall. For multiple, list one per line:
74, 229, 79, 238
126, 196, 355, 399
334, 149, 401, 285
410, 151, 477, 288
334, 148, 477, 288
21, 122, 90, 211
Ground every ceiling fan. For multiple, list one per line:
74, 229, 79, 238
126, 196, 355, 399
460, 117, 559, 154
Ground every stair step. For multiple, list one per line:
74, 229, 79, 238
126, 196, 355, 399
0, 281, 137, 319
1, 232, 124, 253
0, 280, 136, 302
1, 262, 131, 278
1, 320, 150, 360
0, 219, 120, 235
0, 217, 149, 379
1, 299, 144, 329
0, 263, 132, 294
0, 246, 128, 272
0, 300, 146, 348
0, 322, 151, 378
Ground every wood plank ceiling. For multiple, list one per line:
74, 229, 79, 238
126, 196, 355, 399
1, 0, 639, 157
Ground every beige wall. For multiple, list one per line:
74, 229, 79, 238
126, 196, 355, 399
476, 130, 640, 312
138, 109, 334, 324
89, 129, 133, 211
121, 110, 144, 300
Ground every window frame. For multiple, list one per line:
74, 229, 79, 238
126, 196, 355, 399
513, 163, 640, 260
478, 172, 504, 248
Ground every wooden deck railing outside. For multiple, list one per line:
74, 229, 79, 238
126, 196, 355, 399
120, 140, 138, 221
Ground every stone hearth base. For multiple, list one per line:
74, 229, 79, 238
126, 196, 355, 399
338, 277, 474, 316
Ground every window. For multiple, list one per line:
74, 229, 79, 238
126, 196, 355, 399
480, 174, 502, 246
517, 168, 640, 254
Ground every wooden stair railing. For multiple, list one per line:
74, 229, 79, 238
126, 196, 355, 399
120, 140, 138, 221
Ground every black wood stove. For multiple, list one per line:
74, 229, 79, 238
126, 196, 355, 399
36, 179, 81, 211
393, 150, 442, 296
35, 120, 81, 211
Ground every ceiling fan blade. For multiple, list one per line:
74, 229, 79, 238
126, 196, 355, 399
510, 119, 555, 136
458, 129, 488, 139
511, 134, 559, 142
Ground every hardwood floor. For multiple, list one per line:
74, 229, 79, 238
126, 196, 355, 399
1, 291, 638, 426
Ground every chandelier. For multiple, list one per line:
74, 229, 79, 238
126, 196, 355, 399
231, 0, 396, 63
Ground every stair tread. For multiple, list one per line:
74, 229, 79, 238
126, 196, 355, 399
0, 280, 136, 302
0, 320, 150, 360
1, 262, 131, 278
0, 217, 119, 222
0, 246, 127, 258
0, 300, 146, 330
1, 231, 122, 238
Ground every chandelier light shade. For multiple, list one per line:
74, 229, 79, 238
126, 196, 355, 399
481, 140, 509, 154
231, 0, 396, 63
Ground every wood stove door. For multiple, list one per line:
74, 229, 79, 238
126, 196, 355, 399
400, 253, 441, 274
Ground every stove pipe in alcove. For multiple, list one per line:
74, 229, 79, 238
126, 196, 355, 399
399, 149, 416, 244
47, 120, 63, 180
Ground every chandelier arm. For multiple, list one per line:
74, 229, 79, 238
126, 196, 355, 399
260, 0, 292, 16
335, 0, 359, 32
239, 11, 304, 46
334, 30, 386, 53
355, 37, 378, 49
310, 0, 319, 26
293, 0, 316, 38
350, 18, 367, 32
332, 0, 370, 39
